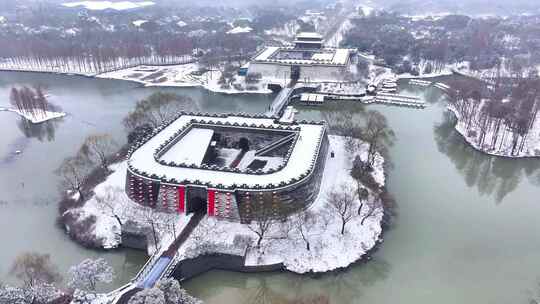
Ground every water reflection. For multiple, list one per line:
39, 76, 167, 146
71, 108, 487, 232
185, 256, 391, 304
434, 111, 540, 203
324, 257, 390, 303
0, 136, 29, 164
17, 117, 61, 142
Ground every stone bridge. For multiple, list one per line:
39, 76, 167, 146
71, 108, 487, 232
266, 83, 319, 118
110, 213, 204, 304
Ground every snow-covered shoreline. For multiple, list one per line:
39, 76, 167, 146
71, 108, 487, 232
175, 135, 385, 274
96, 63, 273, 95
69, 135, 385, 276
0, 63, 274, 95
447, 104, 540, 158
0, 107, 66, 124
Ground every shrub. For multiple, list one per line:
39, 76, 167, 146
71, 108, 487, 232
60, 212, 104, 248
233, 83, 244, 91
245, 72, 262, 84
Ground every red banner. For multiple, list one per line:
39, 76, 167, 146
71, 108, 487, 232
207, 190, 216, 216
178, 186, 185, 213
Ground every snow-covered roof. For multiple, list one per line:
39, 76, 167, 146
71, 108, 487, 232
296, 32, 323, 40
253, 46, 280, 61
332, 49, 351, 65
128, 114, 326, 189
293, 40, 323, 45
227, 26, 253, 34
252, 46, 352, 66
132, 19, 147, 27
312, 53, 334, 61
158, 128, 214, 166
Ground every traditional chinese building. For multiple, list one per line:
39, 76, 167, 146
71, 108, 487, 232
247, 32, 356, 83
125, 112, 329, 222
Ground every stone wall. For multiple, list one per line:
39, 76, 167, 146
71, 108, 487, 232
171, 253, 284, 282
236, 131, 329, 221
125, 131, 329, 222
249, 62, 349, 82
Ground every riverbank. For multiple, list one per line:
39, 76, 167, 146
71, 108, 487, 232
95, 63, 273, 95
0, 62, 273, 95
177, 135, 385, 274
447, 103, 540, 158
0, 106, 66, 123
66, 135, 385, 276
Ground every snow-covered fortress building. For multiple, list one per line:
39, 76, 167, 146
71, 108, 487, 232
247, 32, 356, 83
125, 112, 329, 222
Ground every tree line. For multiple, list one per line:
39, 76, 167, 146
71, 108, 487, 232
342, 11, 540, 74
9, 86, 58, 116
446, 74, 540, 156
0, 251, 201, 304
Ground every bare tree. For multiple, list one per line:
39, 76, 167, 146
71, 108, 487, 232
10, 252, 62, 288
95, 186, 125, 229
247, 193, 278, 248
156, 278, 201, 304
123, 92, 199, 131
327, 183, 357, 235
79, 134, 118, 168
357, 187, 369, 215
68, 258, 114, 292
290, 210, 317, 251
128, 287, 166, 304
361, 196, 382, 226
143, 207, 163, 251
56, 156, 91, 201
361, 110, 395, 170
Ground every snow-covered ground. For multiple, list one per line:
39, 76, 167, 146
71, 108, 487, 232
132, 19, 147, 27
97, 63, 201, 87
65, 135, 385, 304
319, 82, 366, 95
176, 135, 385, 273
97, 64, 272, 94
0, 107, 66, 124
70, 135, 384, 274
448, 102, 540, 158
227, 26, 252, 34
62, 1, 155, 11
66, 162, 192, 251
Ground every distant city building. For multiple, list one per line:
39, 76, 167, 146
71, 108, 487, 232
125, 112, 329, 222
248, 32, 356, 83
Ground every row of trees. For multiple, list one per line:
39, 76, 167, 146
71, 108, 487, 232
57, 92, 198, 203
127, 278, 200, 304
245, 107, 395, 249
0, 7, 263, 75
446, 74, 540, 156
0, 26, 195, 74
343, 11, 540, 73
9, 86, 56, 116
0, 252, 114, 304
0, 252, 199, 304
56, 133, 118, 202
57, 92, 200, 249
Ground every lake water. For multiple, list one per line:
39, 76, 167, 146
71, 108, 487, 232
1, 71, 539, 303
